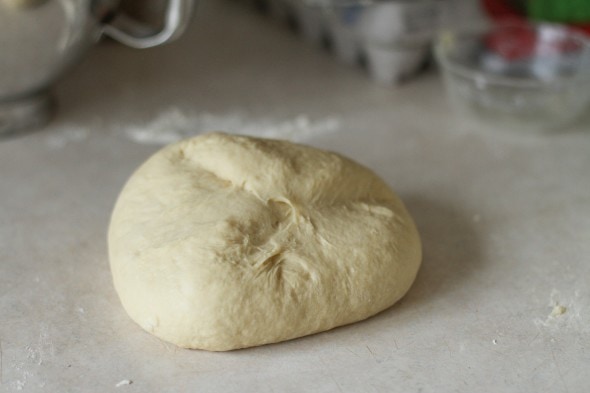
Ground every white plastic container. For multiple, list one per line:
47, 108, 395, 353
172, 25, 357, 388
268, 0, 292, 21
290, 0, 327, 45
356, 1, 437, 84
357, 1, 438, 46
323, 7, 363, 64
365, 44, 430, 84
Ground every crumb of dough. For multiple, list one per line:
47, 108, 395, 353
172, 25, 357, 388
550, 305, 567, 318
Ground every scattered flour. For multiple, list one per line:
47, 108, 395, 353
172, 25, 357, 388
26, 324, 54, 366
7, 325, 54, 391
45, 127, 89, 148
14, 378, 26, 391
122, 109, 341, 145
42, 109, 341, 150
12, 370, 31, 391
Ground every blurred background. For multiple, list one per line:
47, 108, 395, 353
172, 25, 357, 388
1, 0, 589, 134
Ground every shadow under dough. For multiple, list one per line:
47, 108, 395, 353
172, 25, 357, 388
312, 194, 485, 339
395, 195, 484, 311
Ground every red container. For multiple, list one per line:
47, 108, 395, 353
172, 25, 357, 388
481, 0, 590, 35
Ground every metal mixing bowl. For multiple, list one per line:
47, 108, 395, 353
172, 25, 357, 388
0, 0, 195, 135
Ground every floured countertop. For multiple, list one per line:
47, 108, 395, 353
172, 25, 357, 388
1, 1, 589, 392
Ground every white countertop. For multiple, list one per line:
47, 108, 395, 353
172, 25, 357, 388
1, 1, 589, 392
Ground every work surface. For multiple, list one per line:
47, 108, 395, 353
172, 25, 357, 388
1, 1, 589, 392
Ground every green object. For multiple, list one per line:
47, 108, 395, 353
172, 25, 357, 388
527, 0, 590, 23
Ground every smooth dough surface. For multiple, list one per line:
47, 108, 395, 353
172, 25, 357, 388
108, 133, 421, 351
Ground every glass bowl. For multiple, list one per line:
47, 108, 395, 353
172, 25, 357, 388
435, 23, 590, 132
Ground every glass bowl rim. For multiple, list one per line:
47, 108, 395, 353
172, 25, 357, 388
434, 22, 590, 89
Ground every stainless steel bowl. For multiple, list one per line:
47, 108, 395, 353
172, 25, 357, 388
0, 0, 196, 135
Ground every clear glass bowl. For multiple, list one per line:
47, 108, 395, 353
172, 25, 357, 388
435, 23, 590, 132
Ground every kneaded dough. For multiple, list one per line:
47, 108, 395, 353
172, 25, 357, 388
108, 132, 421, 351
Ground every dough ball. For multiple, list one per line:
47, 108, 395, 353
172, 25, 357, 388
108, 133, 421, 351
